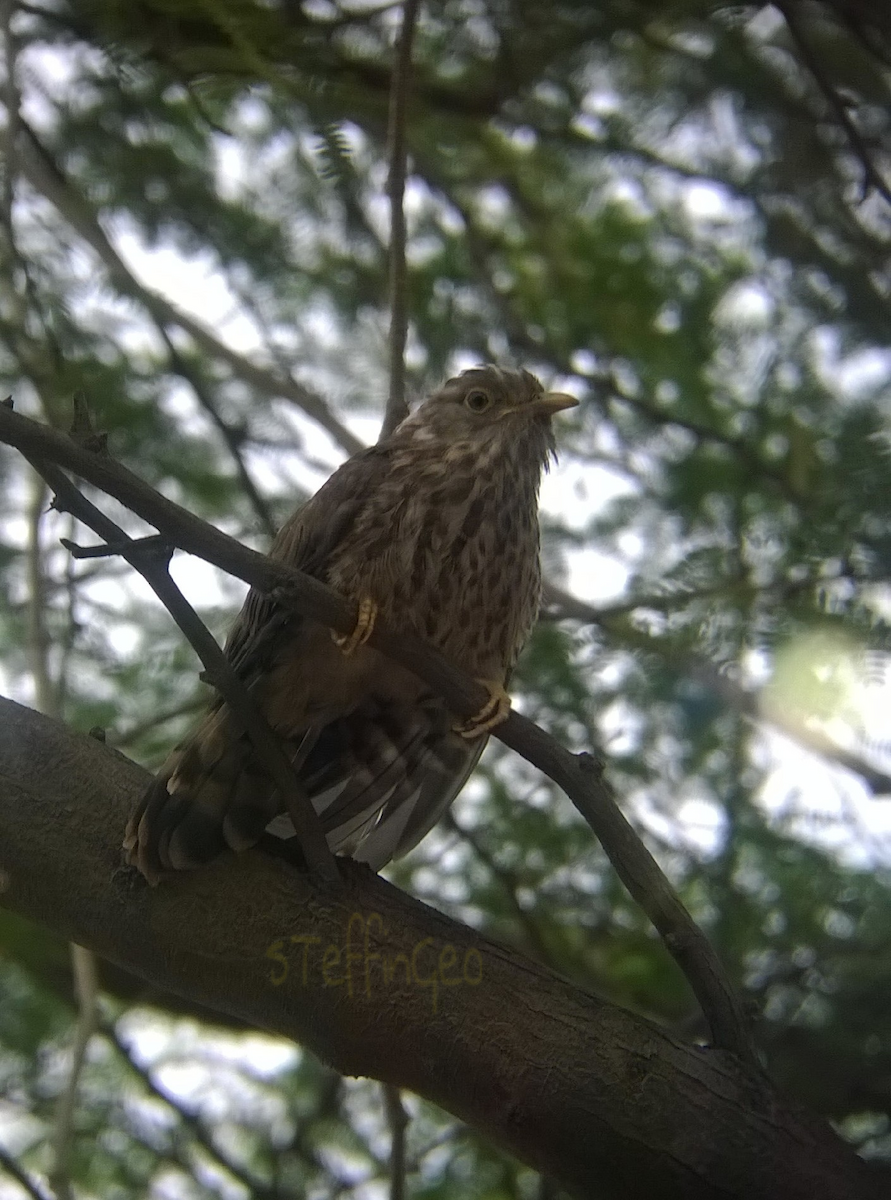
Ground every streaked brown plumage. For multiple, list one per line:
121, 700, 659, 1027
124, 366, 576, 882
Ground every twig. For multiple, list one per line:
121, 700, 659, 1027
28, 455, 339, 885
777, 0, 891, 206
25, 473, 56, 716
49, 944, 98, 1200
545, 580, 891, 794
383, 1083, 409, 1200
0, 1147, 52, 1200
102, 1022, 283, 1199
444, 811, 556, 966
13, 118, 364, 457
380, 0, 421, 439
158, 328, 277, 538
0, 402, 756, 1063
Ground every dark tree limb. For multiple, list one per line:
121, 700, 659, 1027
28, 456, 339, 884
0, 697, 886, 1200
383, 1082, 409, 1200
0, 400, 753, 1060
776, 0, 891, 206
0, 1145, 52, 1200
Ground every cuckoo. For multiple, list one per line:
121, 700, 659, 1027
124, 366, 577, 881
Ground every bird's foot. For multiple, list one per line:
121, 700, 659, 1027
453, 679, 512, 740
332, 595, 378, 656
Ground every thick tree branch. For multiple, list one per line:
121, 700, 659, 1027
0, 401, 754, 1062
0, 698, 886, 1200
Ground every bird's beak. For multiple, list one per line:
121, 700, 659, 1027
531, 391, 579, 416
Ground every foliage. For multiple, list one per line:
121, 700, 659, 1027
1, 0, 891, 1194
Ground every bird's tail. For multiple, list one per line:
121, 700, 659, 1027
124, 696, 483, 882
123, 702, 292, 881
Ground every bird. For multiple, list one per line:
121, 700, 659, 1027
124, 365, 577, 882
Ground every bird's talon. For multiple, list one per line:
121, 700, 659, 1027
333, 595, 378, 656
453, 680, 511, 739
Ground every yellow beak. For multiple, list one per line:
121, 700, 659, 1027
531, 391, 579, 416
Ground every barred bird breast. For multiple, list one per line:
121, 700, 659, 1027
124, 366, 577, 881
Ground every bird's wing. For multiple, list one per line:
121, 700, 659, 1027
265, 696, 487, 870
124, 443, 393, 880
224, 443, 390, 679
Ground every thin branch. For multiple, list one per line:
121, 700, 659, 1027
10, 118, 363, 457
0, 1147, 52, 1200
444, 811, 557, 967
159, 329, 277, 538
103, 1023, 284, 1199
544, 580, 891, 795
1, 0, 20, 235
383, 1083, 409, 1200
32, 456, 339, 885
49, 944, 99, 1200
0, 403, 756, 1063
380, 0, 421, 439
25, 473, 56, 716
776, 0, 891, 206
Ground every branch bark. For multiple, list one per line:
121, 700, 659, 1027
0, 698, 885, 1200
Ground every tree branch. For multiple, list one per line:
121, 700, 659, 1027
49, 944, 98, 1200
10, 119, 363, 458
0, 401, 754, 1062
0, 698, 886, 1200
102, 1022, 282, 1199
544, 581, 891, 795
380, 0, 421, 439
776, 0, 891, 206
28, 456, 338, 884
0, 1147, 52, 1200
383, 1083, 409, 1200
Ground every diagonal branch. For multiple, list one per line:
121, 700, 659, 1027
102, 1022, 283, 1199
10, 118, 364, 457
776, 0, 891, 206
0, 400, 754, 1063
157, 329, 278, 538
28, 456, 339, 884
0, 1147, 52, 1200
0, 698, 885, 1200
544, 581, 891, 795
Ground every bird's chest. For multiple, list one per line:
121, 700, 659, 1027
328, 473, 541, 677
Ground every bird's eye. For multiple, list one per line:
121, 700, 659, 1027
464, 389, 492, 413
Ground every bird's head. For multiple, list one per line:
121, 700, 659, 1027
398, 366, 578, 469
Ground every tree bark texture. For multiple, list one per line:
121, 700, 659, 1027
0, 697, 884, 1200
